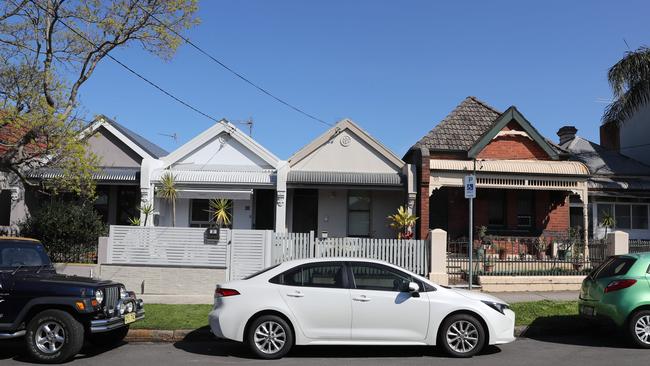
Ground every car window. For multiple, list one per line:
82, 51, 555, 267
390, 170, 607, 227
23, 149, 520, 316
350, 263, 412, 292
594, 257, 637, 279
270, 263, 346, 289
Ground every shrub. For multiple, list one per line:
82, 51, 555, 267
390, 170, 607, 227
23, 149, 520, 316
19, 200, 106, 263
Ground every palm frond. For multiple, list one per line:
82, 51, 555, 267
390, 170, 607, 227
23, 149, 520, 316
604, 46, 650, 124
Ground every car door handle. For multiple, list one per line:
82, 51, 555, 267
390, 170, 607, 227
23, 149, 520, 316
353, 296, 371, 302
286, 292, 304, 298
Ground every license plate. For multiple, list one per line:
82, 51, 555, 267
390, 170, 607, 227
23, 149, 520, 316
580, 305, 594, 316
124, 312, 137, 324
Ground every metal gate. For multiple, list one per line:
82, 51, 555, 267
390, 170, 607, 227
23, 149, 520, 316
227, 230, 272, 281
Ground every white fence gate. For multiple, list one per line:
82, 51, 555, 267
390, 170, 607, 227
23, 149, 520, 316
272, 232, 430, 276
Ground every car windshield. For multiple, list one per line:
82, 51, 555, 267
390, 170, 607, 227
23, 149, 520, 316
592, 257, 637, 280
0, 242, 51, 269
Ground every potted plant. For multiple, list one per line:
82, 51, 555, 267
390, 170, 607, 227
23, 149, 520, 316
535, 236, 548, 260
484, 256, 495, 273
572, 253, 585, 271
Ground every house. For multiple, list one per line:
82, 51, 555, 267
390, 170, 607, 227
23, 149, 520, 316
2, 115, 167, 228
283, 119, 416, 238
140, 120, 282, 230
404, 96, 590, 241
600, 103, 650, 166
559, 126, 650, 240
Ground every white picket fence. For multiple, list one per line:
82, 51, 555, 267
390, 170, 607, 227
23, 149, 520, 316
272, 232, 430, 276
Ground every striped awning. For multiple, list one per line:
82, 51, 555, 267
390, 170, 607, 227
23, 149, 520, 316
430, 159, 590, 176
288, 170, 403, 186
28, 167, 139, 182
152, 169, 276, 185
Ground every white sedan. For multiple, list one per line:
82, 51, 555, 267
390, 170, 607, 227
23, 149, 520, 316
209, 258, 515, 359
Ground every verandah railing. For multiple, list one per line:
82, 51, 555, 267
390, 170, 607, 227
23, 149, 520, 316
447, 236, 608, 284
272, 232, 430, 276
629, 239, 650, 253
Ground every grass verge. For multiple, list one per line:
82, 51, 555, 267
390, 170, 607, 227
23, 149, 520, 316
131, 300, 579, 330
131, 304, 212, 330
510, 300, 578, 326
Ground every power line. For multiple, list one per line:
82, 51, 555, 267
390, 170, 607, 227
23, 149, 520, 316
29, 0, 221, 124
134, 3, 333, 128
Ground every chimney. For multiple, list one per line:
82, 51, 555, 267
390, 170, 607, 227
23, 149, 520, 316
557, 126, 578, 145
600, 122, 620, 152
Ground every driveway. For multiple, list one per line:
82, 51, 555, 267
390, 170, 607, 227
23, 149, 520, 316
0, 328, 646, 365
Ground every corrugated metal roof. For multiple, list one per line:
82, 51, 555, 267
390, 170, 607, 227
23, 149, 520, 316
288, 171, 403, 186
588, 177, 650, 190
430, 159, 589, 176
29, 167, 139, 182
152, 169, 275, 185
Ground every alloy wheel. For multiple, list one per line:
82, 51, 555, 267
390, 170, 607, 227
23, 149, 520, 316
34, 321, 65, 354
446, 320, 479, 354
253, 320, 287, 355
635, 315, 650, 344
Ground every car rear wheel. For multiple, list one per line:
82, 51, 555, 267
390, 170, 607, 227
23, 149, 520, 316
439, 313, 486, 358
629, 310, 650, 348
247, 315, 293, 359
25, 309, 84, 364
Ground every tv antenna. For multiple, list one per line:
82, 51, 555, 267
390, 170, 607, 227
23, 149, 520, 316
231, 118, 254, 136
158, 132, 178, 143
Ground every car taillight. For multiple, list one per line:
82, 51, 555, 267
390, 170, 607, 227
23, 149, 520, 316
215, 288, 240, 297
604, 279, 637, 293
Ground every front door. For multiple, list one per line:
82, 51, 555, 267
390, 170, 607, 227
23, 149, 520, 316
348, 262, 430, 341
291, 189, 318, 233
276, 262, 351, 340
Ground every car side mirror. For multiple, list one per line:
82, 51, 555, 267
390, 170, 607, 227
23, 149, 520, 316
403, 281, 419, 293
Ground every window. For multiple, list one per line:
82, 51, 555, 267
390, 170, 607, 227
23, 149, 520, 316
633, 205, 649, 229
593, 257, 636, 279
93, 186, 110, 223
488, 190, 506, 226
0, 242, 51, 268
597, 203, 613, 227
615, 204, 631, 229
270, 263, 345, 288
116, 186, 140, 225
348, 191, 371, 237
517, 191, 534, 227
350, 263, 412, 292
190, 199, 233, 228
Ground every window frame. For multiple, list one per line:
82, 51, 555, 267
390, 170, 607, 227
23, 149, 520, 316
189, 199, 233, 228
347, 190, 372, 237
346, 261, 431, 293
268, 261, 349, 289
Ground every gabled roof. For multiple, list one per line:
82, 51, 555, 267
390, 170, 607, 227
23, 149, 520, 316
288, 118, 405, 170
562, 136, 650, 177
88, 115, 168, 159
162, 120, 280, 169
411, 96, 501, 152
467, 106, 559, 160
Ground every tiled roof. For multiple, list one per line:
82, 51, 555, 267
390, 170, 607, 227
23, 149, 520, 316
99, 115, 168, 158
412, 96, 501, 152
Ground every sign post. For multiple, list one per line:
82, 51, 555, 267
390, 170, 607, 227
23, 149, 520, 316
464, 174, 476, 290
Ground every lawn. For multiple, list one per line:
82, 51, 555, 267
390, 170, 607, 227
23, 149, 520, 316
510, 300, 579, 326
131, 304, 212, 330
131, 300, 579, 330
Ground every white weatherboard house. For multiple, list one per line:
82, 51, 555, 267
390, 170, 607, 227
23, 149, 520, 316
283, 119, 416, 238
140, 120, 284, 230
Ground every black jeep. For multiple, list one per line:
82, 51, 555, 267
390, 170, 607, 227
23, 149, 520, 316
0, 237, 144, 363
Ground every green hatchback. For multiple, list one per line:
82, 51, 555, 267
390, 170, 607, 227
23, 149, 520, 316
579, 253, 650, 347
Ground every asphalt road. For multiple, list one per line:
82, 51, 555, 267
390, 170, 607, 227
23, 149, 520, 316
0, 332, 647, 365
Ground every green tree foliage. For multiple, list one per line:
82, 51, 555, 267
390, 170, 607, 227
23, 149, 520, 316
604, 47, 650, 125
387, 206, 418, 239
209, 198, 232, 228
19, 200, 106, 261
0, 0, 199, 196
157, 171, 178, 226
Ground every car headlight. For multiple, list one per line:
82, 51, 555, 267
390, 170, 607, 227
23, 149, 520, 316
482, 300, 509, 315
95, 289, 104, 304
117, 302, 125, 315
126, 302, 134, 313
120, 286, 128, 299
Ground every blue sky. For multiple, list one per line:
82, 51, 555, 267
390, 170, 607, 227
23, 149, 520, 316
79, 0, 649, 159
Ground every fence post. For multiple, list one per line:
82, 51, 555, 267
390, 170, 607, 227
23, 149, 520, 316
428, 229, 449, 286
606, 231, 629, 256
97, 236, 109, 264
264, 230, 273, 267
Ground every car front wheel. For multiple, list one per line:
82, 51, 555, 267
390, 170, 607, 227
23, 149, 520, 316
439, 313, 486, 358
247, 315, 293, 359
25, 309, 85, 364
629, 310, 650, 348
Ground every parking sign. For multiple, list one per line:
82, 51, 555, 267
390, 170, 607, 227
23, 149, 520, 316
464, 175, 476, 199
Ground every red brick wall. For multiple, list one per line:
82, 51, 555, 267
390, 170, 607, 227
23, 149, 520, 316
543, 193, 570, 234
600, 122, 620, 152
477, 135, 550, 160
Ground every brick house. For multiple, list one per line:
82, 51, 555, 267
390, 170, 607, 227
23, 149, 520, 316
403, 96, 590, 242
